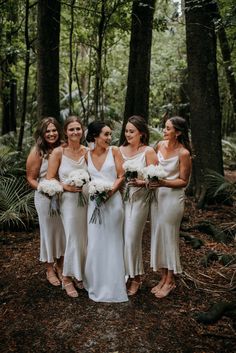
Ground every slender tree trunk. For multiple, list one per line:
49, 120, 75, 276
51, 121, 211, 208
185, 0, 224, 206
74, 44, 86, 121
18, 0, 30, 151
94, 0, 106, 120
37, 0, 61, 121
119, 0, 156, 145
68, 0, 75, 114
215, 4, 236, 134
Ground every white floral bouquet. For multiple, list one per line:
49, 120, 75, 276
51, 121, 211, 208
141, 164, 167, 182
37, 179, 63, 216
88, 180, 113, 224
123, 160, 141, 201
141, 164, 167, 202
64, 169, 90, 206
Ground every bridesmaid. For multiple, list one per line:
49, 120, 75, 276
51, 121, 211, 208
47, 115, 88, 298
26, 117, 66, 286
150, 116, 192, 298
119, 115, 157, 296
84, 121, 128, 302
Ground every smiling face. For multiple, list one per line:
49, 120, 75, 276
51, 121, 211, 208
44, 123, 59, 145
163, 119, 180, 141
66, 121, 83, 142
95, 125, 112, 148
125, 122, 141, 145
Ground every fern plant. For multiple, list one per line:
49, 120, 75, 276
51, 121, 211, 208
0, 176, 37, 230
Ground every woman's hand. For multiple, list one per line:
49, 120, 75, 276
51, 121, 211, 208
148, 179, 164, 189
127, 178, 146, 187
62, 184, 82, 193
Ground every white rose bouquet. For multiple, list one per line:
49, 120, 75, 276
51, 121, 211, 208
123, 160, 141, 201
37, 179, 63, 216
88, 180, 113, 224
141, 164, 167, 202
64, 169, 90, 206
141, 164, 167, 182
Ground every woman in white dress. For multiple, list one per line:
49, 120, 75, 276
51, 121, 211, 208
47, 116, 88, 298
150, 116, 192, 298
26, 117, 66, 286
120, 116, 157, 296
84, 121, 128, 302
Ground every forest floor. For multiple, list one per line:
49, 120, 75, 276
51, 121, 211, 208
0, 194, 235, 353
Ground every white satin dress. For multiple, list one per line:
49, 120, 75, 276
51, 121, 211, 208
58, 152, 88, 280
120, 147, 151, 278
151, 150, 184, 274
84, 147, 128, 302
34, 158, 66, 263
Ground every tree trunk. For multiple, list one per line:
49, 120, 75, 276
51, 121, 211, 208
18, 0, 30, 151
68, 0, 75, 114
0, 1, 18, 135
119, 0, 156, 145
37, 0, 61, 122
185, 0, 224, 205
215, 4, 236, 135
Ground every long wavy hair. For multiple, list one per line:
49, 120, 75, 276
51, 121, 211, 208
123, 115, 149, 146
168, 116, 192, 155
63, 115, 84, 143
34, 117, 62, 157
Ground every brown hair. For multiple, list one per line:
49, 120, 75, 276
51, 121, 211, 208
123, 115, 149, 146
34, 117, 62, 157
168, 116, 192, 155
63, 115, 84, 142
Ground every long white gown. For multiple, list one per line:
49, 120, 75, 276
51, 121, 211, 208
120, 147, 151, 278
150, 150, 184, 274
58, 152, 88, 280
84, 147, 128, 302
34, 158, 66, 263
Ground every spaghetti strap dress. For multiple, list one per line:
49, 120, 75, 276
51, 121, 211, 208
120, 147, 151, 278
150, 150, 184, 274
58, 152, 88, 280
34, 157, 66, 263
84, 147, 128, 302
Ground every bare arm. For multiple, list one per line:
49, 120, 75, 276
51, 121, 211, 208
26, 147, 42, 190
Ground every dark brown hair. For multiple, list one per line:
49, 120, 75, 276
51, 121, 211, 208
168, 116, 192, 154
34, 117, 62, 156
123, 115, 149, 146
86, 121, 110, 143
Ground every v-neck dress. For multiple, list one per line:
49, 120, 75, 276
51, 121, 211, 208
84, 147, 128, 302
58, 153, 88, 280
120, 147, 151, 278
150, 150, 184, 274
34, 157, 66, 263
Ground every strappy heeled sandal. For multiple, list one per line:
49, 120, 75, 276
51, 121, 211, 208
46, 271, 60, 286
127, 280, 142, 296
151, 280, 165, 294
155, 283, 176, 298
53, 264, 63, 282
62, 281, 78, 298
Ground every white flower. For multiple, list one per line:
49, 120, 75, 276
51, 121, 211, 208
88, 180, 113, 196
65, 169, 90, 187
37, 179, 63, 196
123, 160, 141, 173
141, 164, 167, 181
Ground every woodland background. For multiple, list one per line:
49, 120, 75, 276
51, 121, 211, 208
0, 1, 235, 352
